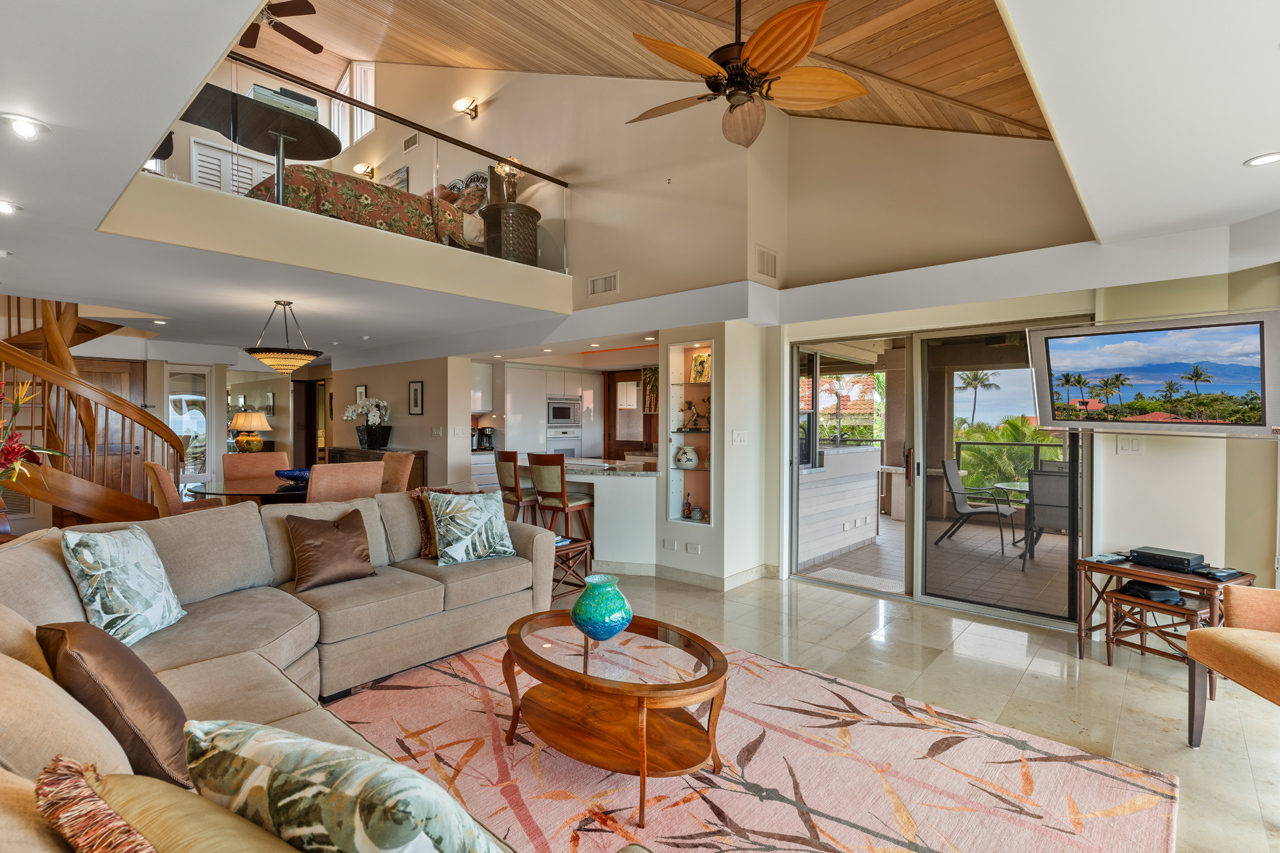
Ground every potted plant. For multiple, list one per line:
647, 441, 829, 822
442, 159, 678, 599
0, 381, 61, 487
344, 398, 392, 449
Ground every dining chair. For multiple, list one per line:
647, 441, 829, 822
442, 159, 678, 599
222, 451, 290, 481
1188, 585, 1280, 747
935, 459, 1018, 554
306, 461, 384, 503
527, 453, 593, 541
495, 450, 537, 523
381, 452, 415, 493
1020, 470, 1071, 571
144, 461, 222, 518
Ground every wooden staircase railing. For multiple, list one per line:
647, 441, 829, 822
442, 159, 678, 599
0, 337, 184, 523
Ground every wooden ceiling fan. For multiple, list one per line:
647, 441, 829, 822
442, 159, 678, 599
239, 0, 324, 55
629, 0, 866, 148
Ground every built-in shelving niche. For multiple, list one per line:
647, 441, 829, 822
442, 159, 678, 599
668, 341, 713, 526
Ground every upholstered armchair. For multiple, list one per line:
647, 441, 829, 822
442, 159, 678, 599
143, 461, 222, 518
306, 461, 384, 503
1188, 585, 1280, 746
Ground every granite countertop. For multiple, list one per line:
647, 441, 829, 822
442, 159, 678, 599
519, 458, 659, 478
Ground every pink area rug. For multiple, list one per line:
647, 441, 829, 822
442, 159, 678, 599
327, 638, 1177, 853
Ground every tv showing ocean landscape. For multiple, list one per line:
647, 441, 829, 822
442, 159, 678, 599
1043, 322, 1264, 426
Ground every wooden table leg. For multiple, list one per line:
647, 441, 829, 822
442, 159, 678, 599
502, 650, 520, 745
1189, 659, 1208, 747
582, 634, 590, 675
708, 682, 726, 774
637, 700, 648, 829
1105, 596, 1114, 666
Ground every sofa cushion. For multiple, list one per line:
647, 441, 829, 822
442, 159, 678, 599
393, 556, 532, 611
0, 653, 131, 781
67, 501, 273, 606
0, 529, 87, 627
38, 623, 190, 788
60, 526, 187, 646
279, 565, 443, 644
156, 652, 316, 725
261, 499, 388, 586
129, 587, 318, 674
0, 603, 53, 678
266, 708, 384, 755
0, 768, 71, 852
375, 482, 484, 564
285, 510, 375, 593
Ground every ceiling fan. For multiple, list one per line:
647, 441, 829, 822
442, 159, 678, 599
629, 0, 866, 148
239, 0, 324, 55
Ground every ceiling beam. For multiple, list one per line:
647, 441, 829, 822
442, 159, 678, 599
637, 0, 1051, 139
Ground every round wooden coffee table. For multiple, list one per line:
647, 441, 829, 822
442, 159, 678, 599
503, 611, 728, 828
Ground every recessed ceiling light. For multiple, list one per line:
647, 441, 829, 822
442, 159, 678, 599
493, 354, 502, 358
0, 202, 22, 215
0, 250, 11, 258
153, 320, 167, 325
644, 336, 655, 341
362, 335, 371, 340
589, 343, 600, 347
1244, 152, 1280, 167
543, 348, 553, 352
1, 115, 49, 140
332, 342, 340, 346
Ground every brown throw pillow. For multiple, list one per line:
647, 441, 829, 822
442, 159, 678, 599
284, 510, 374, 593
36, 623, 189, 788
409, 487, 464, 559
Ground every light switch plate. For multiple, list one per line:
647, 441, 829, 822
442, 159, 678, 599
685, 542, 701, 555
432, 427, 443, 437
843, 521, 853, 531
663, 539, 677, 550
1117, 436, 1144, 456
732, 430, 747, 446
454, 427, 466, 437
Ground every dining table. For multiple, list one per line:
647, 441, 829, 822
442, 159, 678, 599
187, 477, 308, 503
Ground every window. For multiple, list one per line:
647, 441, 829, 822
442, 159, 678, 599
330, 62, 375, 150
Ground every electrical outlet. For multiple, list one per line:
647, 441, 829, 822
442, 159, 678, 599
663, 539, 677, 550
843, 521, 853, 531
432, 427, 443, 437
1117, 436, 1144, 456
685, 542, 701, 555
865, 516, 872, 526
732, 430, 747, 446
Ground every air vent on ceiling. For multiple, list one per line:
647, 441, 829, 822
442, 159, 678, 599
402, 132, 420, 153
2, 491, 32, 517
756, 245, 778, 280
587, 272, 620, 299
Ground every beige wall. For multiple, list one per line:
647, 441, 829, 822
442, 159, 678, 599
785, 119, 1093, 288
228, 369, 292, 463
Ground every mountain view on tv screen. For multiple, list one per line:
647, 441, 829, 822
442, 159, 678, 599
1044, 322, 1264, 425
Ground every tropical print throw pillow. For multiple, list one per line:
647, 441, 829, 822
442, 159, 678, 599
60, 526, 185, 646
184, 720, 505, 853
425, 491, 516, 566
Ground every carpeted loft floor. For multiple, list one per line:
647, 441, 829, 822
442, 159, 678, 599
329, 639, 1178, 853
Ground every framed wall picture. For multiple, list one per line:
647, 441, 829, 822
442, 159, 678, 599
408, 381, 424, 415
689, 352, 712, 383
264, 391, 275, 416
355, 385, 367, 404
378, 166, 409, 192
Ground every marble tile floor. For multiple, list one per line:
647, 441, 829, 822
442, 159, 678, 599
554, 574, 1279, 853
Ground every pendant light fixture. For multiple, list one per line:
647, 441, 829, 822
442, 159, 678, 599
244, 300, 322, 374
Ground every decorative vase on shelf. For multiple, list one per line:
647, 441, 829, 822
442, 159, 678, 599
356, 424, 392, 450
691, 506, 704, 522
570, 574, 633, 642
673, 446, 699, 470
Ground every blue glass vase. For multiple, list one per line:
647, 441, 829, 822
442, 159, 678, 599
570, 574, 633, 642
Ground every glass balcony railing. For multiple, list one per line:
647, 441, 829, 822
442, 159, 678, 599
142, 53, 569, 273
953, 439, 1065, 496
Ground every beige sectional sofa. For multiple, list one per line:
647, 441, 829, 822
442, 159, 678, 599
0, 485, 565, 850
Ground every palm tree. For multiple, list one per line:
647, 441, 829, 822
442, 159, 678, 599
1110, 373, 1133, 404
955, 370, 1000, 426
1181, 364, 1214, 395
1093, 378, 1118, 405
1055, 372, 1075, 404
1071, 373, 1092, 403
1160, 380, 1183, 403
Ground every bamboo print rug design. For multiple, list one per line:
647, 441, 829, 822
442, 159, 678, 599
328, 639, 1177, 853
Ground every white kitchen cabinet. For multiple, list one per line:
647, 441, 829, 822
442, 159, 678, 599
545, 370, 566, 396
581, 373, 604, 458
504, 367, 547, 454
565, 372, 583, 398
470, 361, 493, 412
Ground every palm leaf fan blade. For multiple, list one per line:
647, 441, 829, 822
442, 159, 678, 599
766, 67, 867, 110
239, 22, 260, 49
722, 97, 766, 148
627, 95, 714, 124
742, 0, 828, 77
633, 33, 725, 79
272, 21, 323, 54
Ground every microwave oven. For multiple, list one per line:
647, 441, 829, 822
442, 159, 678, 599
547, 398, 581, 426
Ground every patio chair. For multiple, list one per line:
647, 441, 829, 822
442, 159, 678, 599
1040, 460, 1070, 473
1021, 470, 1071, 571
934, 459, 1018, 554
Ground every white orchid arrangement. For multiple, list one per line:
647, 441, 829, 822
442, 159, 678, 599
343, 398, 390, 427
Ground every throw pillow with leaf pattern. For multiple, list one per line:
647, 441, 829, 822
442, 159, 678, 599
185, 720, 505, 853
60, 526, 185, 646
425, 491, 516, 565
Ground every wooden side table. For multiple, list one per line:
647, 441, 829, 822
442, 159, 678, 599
1104, 589, 1218, 695
551, 538, 592, 600
480, 202, 540, 266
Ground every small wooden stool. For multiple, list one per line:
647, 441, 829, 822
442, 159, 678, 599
1105, 589, 1217, 699
551, 538, 593, 600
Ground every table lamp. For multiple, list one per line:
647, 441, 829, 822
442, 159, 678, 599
231, 411, 271, 453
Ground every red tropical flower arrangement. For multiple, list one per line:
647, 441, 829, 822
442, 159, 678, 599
0, 382, 62, 481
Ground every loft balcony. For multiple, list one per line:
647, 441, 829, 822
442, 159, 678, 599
98, 54, 571, 315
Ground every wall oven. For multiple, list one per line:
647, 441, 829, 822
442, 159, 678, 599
547, 397, 581, 426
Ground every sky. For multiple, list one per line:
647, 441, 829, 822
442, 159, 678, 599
953, 369, 1037, 424
1046, 323, 1261, 372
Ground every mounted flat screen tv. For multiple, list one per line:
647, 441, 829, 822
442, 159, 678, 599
1028, 310, 1280, 437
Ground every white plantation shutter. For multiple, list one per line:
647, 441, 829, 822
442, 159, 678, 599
192, 141, 226, 191
191, 139, 275, 195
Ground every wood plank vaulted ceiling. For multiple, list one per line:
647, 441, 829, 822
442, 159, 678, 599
255, 0, 1049, 139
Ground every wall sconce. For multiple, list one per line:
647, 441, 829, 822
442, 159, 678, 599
353, 162, 374, 179
452, 97, 478, 120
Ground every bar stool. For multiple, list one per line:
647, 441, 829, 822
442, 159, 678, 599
527, 453, 593, 541
495, 451, 537, 523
